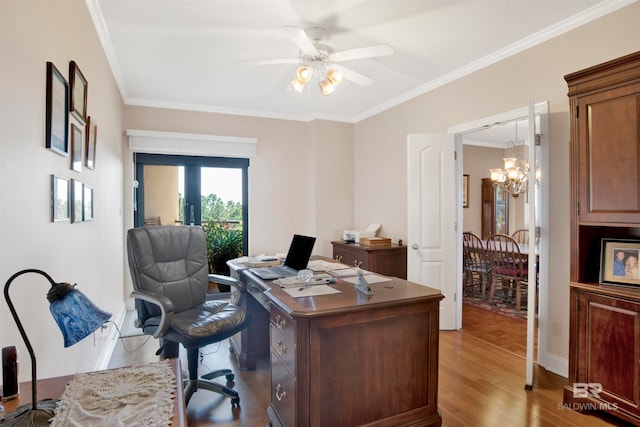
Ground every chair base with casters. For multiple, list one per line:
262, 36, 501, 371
185, 348, 239, 406
127, 226, 250, 409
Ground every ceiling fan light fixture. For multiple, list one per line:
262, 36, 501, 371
290, 78, 307, 93
326, 69, 343, 86
296, 65, 312, 83
320, 78, 335, 95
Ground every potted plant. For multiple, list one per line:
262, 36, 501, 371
202, 220, 243, 291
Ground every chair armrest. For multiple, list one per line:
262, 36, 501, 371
208, 274, 245, 293
130, 290, 174, 338
207, 274, 245, 304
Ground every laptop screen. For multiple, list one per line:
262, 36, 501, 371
284, 234, 316, 271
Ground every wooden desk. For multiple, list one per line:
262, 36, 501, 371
231, 258, 443, 427
1, 358, 187, 426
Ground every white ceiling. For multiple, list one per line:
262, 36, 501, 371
87, 0, 631, 123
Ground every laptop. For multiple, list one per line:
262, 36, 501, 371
250, 234, 316, 280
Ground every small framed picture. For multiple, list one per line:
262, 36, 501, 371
71, 178, 84, 223
51, 175, 69, 222
600, 238, 640, 287
83, 184, 94, 221
45, 62, 69, 156
462, 174, 469, 208
69, 61, 87, 122
85, 116, 97, 170
70, 121, 83, 172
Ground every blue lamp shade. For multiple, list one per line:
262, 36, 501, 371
49, 288, 112, 347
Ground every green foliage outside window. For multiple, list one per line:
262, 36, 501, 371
177, 192, 244, 279
202, 219, 243, 276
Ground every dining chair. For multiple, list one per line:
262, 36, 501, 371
462, 232, 491, 300
511, 229, 529, 245
486, 233, 528, 310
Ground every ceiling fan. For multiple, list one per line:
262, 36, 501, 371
243, 26, 394, 95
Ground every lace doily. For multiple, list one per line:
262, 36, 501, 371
50, 360, 176, 427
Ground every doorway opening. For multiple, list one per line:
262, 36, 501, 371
451, 102, 549, 370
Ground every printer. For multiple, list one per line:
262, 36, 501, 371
343, 224, 381, 243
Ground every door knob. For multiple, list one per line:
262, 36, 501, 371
412, 244, 419, 249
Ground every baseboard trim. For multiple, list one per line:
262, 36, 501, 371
539, 351, 568, 378
93, 304, 127, 371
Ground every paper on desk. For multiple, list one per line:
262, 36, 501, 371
307, 259, 348, 271
327, 267, 373, 278
343, 274, 391, 285
274, 274, 332, 288
282, 285, 341, 298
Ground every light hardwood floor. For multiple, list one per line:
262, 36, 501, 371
109, 307, 623, 426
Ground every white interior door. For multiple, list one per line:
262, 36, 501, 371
407, 134, 458, 330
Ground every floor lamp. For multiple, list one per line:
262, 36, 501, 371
2, 269, 111, 427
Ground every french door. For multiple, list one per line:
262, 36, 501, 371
133, 153, 249, 253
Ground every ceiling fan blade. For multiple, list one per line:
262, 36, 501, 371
330, 44, 393, 62
283, 26, 319, 57
331, 65, 373, 87
239, 58, 300, 65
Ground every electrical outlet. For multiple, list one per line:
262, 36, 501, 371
551, 321, 562, 336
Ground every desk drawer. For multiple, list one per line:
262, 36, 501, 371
270, 304, 295, 344
271, 349, 296, 427
271, 323, 295, 375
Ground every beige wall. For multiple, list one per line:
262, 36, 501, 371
353, 2, 640, 366
0, 0, 125, 380
461, 145, 503, 236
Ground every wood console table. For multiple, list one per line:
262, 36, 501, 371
230, 257, 443, 426
1, 358, 187, 426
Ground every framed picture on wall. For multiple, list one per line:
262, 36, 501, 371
83, 184, 94, 221
51, 175, 69, 222
462, 174, 469, 208
71, 178, 84, 223
85, 116, 97, 169
69, 61, 87, 122
70, 121, 83, 172
45, 62, 69, 156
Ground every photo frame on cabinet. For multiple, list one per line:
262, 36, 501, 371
51, 175, 69, 222
83, 184, 94, 221
600, 238, 640, 287
462, 174, 469, 208
71, 178, 84, 223
45, 62, 69, 156
85, 116, 97, 169
69, 61, 87, 122
70, 121, 83, 172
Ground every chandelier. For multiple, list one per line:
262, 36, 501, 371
489, 124, 530, 198
290, 65, 343, 95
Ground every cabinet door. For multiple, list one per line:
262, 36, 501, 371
577, 83, 640, 223
575, 291, 640, 415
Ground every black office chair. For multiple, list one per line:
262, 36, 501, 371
126, 225, 250, 406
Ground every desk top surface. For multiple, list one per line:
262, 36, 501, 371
231, 257, 443, 318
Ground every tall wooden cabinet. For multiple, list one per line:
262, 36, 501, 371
564, 51, 640, 425
481, 178, 509, 239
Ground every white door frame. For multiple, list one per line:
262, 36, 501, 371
448, 101, 550, 371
